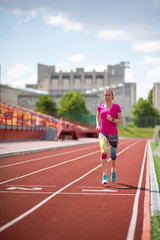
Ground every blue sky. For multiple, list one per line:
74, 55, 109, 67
0, 0, 160, 101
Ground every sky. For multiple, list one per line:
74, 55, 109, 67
0, 0, 160, 101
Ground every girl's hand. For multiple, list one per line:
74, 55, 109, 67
96, 126, 100, 131
107, 114, 112, 121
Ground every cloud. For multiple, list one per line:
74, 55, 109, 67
13, 9, 36, 17
97, 30, 130, 41
137, 82, 152, 100
69, 53, 84, 62
138, 56, 160, 65
1, 0, 159, 40
125, 69, 136, 83
2, 64, 37, 88
56, 63, 71, 72
84, 64, 106, 72
147, 66, 160, 83
43, 13, 83, 31
133, 41, 160, 53
12, 8, 37, 23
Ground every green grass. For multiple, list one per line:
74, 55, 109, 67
150, 142, 160, 191
150, 142, 160, 240
151, 211, 160, 240
118, 126, 154, 138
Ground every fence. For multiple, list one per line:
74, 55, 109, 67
133, 116, 160, 128
61, 113, 96, 126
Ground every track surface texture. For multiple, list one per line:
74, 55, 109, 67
0, 138, 148, 240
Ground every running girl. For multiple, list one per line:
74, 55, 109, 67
96, 88, 123, 184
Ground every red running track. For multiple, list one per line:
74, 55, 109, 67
0, 138, 148, 240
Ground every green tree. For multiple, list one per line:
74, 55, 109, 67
148, 88, 153, 105
132, 98, 160, 127
35, 95, 57, 116
57, 92, 89, 117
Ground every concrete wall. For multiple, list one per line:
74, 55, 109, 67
153, 82, 160, 112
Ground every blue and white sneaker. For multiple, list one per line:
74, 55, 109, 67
111, 169, 117, 182
102, 174, 108, 184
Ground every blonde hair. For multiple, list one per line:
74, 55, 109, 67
104, 88, 115, 100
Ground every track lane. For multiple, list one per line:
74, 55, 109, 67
0, 139, 135, 184
0, 144, 99, 168
0, 139, 147, 240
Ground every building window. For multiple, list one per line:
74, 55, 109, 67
74, 75, 81, 79
62, 75, 70, 79
85, 75, 92, 79
96, 75, 103, 79
51, 75, 59, 79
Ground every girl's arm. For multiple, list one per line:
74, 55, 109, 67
96, 111, 101, 130
107, 112, 123, 124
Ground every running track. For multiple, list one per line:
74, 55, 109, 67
0, 138, 149, 240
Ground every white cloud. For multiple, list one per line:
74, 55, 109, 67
13, 9, 37, 23
147, 66, 160, 83
13, 9, 37, 17
56, 63, 71, 72
13, 9, 23, 16
137, 82, 152, 100
125, 69, 136, 83
97, 30, 129, 40
69, 53, 84, 62
2, 64, 37, 88
138, 56, 160, 65
133, 41, 160, 53
85, 64, 106, 72
44, 13, 83, 31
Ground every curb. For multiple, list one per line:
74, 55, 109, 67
149, 141, 160, 215
142, 140, 151, 240
0, 140, 99, 159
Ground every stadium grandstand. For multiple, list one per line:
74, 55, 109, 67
0, 102, 98, 141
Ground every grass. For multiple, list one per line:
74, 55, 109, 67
118, 125, 154, 138
150, 141, 160, 192
151, 211, 160, 240
150, 141, 160, 240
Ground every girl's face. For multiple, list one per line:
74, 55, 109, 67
104, 90, 113, 101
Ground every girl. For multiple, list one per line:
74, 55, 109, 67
96, 88, 123, 184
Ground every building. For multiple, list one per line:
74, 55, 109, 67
26, 62, 128, 95
0, 84, 48, 109
153, 82, 160, 112
1, 62, 137, 126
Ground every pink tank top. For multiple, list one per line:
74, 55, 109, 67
97, 103, 121, 135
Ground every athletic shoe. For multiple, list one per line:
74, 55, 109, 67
111, 169, 117, 182
102, 174, 108, 184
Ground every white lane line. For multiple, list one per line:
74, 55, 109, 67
82, 189, 117, 192
6, 184, 56, 188
77, 186, 131, 189
7, 187, 43, 191
0, 139, 139, 185
61, 192, 135, 196
0, 191, 136, 196
126, 140, 148, 240
0, 138, 142, 232
0, 145, 98, 169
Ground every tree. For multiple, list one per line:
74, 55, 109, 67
132, 97, 160, 127
147, 88, 153, 105
35, 95, 57, 116
57, 92, 89, 118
